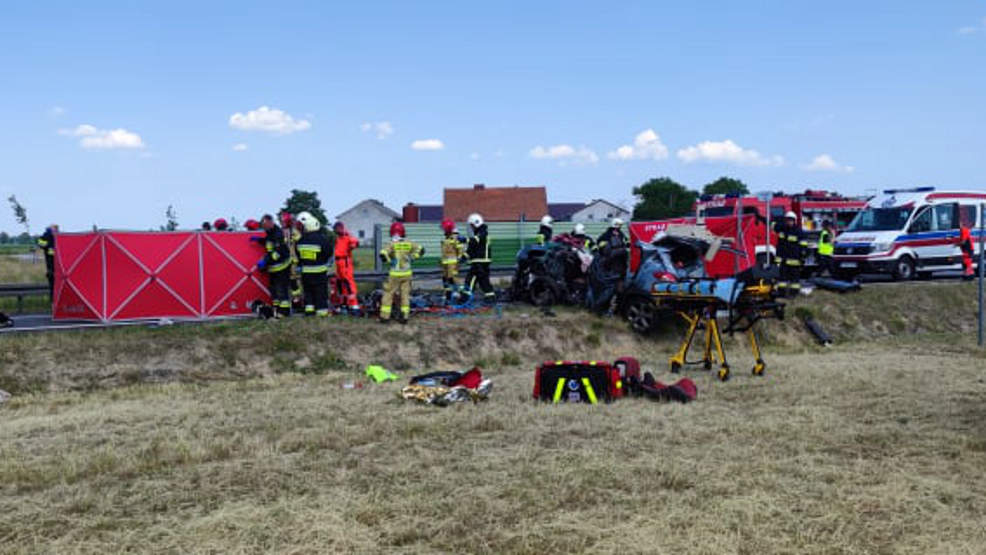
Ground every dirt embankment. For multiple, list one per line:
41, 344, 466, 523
1, 281, 981, 394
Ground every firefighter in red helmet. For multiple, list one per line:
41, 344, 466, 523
244, 219, 260, 231
213, 218, 229, 231
378, 221, 424, 323
439, 219, 466, 302
333, 221, 361, 312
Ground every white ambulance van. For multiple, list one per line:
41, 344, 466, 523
833, 187, 985, 280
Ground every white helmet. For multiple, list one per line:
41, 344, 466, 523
784, 211, 797, 220
611, 217, 624, 228
540, 215, 553, 227
297, 211, 320, 232
573, 223, 586, 235
468, 213, 484, 227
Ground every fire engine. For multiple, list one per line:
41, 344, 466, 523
692, 190, 868, 269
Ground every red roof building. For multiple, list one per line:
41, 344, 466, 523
443, 184, 548, 222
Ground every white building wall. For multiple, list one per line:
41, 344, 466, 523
571, 202, 630, 223
337, 203, 397, 241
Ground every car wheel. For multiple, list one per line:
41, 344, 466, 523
626, 296, 657, 334
892, 255, 915, 281
530, 280, 555, 307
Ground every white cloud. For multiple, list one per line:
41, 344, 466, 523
228, 106, 311, 135
802, 154, 854, 173
470, 152, 480, 160
957, 26, 978, 35
411, 138, 445, 151
607, 128, 669, 161
58, 124, 145, 150
232, 143, 248, 152
360, 121, 394, 139
529, 144, 599, 165
48, 106, 66, 118
676, 139, 783, 167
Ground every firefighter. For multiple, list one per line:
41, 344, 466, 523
596, 217, 627, 252
244, 219, 260, 231
379, 221, 424, 323
774, 211, 808, 293
465, 213, 496, 304
333, 221, 361, 312
37, 224, 58, 297
439, 218, 466, 301
295, 212, 331, 316
201, 221, 212, 231
213, 218, 229, 231
958, 224, 975, 280
256, 214, 293, 317
572, 223, 595, 251
817, 219, 835, 277
536, 215, 554, 245
280, 211, 304, 306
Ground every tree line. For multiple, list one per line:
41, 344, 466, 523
632, 176, 749, 220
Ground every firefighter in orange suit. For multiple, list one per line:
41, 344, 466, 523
379, 222, 424, 324
333, 221, 361, 312
958, 225, 975, 279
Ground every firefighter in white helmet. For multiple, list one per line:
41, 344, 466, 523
773, 210, 808, 294
572, 222, 595, 251
536, 215, 553, 246
465, 213, 495, 303
295, 211, 331, 316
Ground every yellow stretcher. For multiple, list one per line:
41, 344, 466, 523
651, 279, 785, 381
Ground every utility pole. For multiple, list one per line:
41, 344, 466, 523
979, 203, 986, 347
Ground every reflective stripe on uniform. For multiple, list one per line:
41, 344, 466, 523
389, 269, 412, 277
581, 378, 598, 404
552, 378, 566, 403
301, 265, 328, 273
270, 261, 292, 272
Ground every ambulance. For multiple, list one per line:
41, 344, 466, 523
832, 187, 985, 280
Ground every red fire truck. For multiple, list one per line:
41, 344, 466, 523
692, 190, 868, 269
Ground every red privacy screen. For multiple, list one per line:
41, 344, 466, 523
53, 231, 270, 321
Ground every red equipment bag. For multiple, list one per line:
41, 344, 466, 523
533, 360, 632, 404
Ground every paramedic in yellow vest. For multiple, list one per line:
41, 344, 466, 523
439, 218, 465, 302
379, 221, 424, 324
817, 219, 835, 277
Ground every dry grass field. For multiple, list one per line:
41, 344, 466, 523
0, 254, 47, 284
2, 284, 986, 553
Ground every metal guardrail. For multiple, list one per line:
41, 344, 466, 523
0, 283, 49, 314
0, 266, 517, 314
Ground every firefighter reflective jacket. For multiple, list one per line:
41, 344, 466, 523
573, 233, 595, 251
37, 228, 55, 257
441, 235, 465, 265
264, 226, 292, 272
466, 224, 492, 263
536, 225, 553, 246
380, 239, 424, 277
774, 221, 808, 265
296, 230, 331, 274
817, 229, 834, 256
596, 227, 627, 252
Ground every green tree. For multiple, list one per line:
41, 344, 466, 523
632, 177, 698, 220
161, 205, 179, 231
702, 176, 749, 196
282, 189, 328, 224
7, 195, 30, 235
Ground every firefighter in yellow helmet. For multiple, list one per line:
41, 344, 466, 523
379, 221, 424, 324
439, 219, 466, 302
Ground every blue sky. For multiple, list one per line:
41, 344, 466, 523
2, 1, 985, 233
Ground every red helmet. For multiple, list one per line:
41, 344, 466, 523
440, 219, 455, 234
213, 218, 228, 230
244, 219, 260, 230
390, 221, 406, 238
